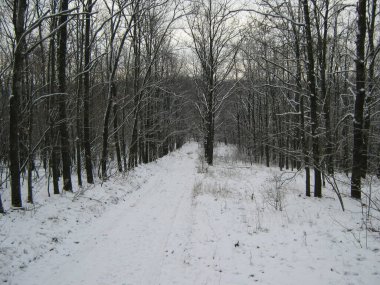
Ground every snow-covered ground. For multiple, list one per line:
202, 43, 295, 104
1, 142, 379, 285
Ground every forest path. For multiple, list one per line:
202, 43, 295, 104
13, 144, 198, 285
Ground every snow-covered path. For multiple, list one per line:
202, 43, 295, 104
4, 143, 380, 285
13, 145, 197, 285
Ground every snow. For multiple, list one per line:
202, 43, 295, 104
1, 142, 379, 284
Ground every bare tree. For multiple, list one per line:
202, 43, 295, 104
48, 0, 60, 195
128, 0, 183, 168
83, 0, 95, 184
351, 0, 367, 199
100, 0, 134, 179
9, 0, 28, 207
302, 0, 322, 197
0, 192, 4, 213
187, 0, 240, 165
361, 0, 378, 177
57, 0, 73, 191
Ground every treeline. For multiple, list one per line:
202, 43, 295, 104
186, 0, 379, 201
0, 0, 379, 211
226, 0, 380, 200
0, 0, 192, 211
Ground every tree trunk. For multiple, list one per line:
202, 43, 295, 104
83, 0, 94, 184
100, 0, 131, 178
47, 0, 60, 195
288, 1, 310, 194
101, 96, 112, 179
361, 0, 377, 178
75, 9, 84, 187
0, 192, 4, 213
27, 95, 34, 204
57, 0, 73, 191
351, 0, 367, 199
121, 105, 128, 170
205, 88, 214, 165
129, 111, 139, 168
204, 0, 215, 166
303, 0, 322, 197
313, 0, 334, 175
10, 0, 28, 207
128, 6, 141, 169
112, 87, 122, 172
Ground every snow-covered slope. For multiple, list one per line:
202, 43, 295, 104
1, 142, 379, 284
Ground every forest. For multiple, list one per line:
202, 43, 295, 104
0, 0, 379, 212
1, 0, 380, 284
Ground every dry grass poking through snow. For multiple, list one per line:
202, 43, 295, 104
193, 180, 232, 199
188, 143, 380, 285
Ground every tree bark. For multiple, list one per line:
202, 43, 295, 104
303, 0, 322, 197
101, 95, 113, 179
10, 0, 28, 207
361, 0, 377, 178
351, 0, 367, 199
57, 0, 73, 191
112, 88, 122, 172
205, 86, 214, 165
83, 0, 94, 184
128, 4, 141, 169
0, 192, 4, 213
47, 0, 60, 195
313, 0, 334, 175
75, 9, 84, 187
27, 93, 34, 203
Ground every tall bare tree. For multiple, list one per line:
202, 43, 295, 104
187, 0, 239, 165
302, 0, 322, 197
57, 0, 73, 191
9, 0, 28, 207
83, 0, 94, 184
100, 0, 134, 179
351, 0, 367, 199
